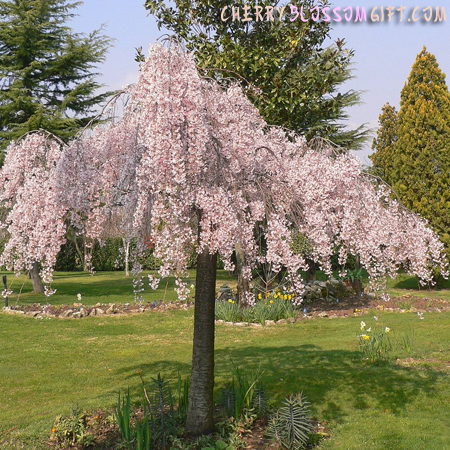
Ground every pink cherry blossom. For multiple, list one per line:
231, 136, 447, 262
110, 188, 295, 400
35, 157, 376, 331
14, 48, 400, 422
0, 44, 447, 302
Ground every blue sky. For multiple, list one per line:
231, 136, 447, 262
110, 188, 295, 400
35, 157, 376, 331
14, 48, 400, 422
71, 1, 450, 165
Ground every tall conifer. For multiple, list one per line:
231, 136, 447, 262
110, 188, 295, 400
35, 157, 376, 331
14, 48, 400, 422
0, 0, 112, 155
370, 103, 398, 184
371, 47, 450, 253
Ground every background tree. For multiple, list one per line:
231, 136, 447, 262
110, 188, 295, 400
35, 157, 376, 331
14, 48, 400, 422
370, 47, 450, 255
369, 103, 398, 184
145, 0, 368, 150
0, 0, 112, 156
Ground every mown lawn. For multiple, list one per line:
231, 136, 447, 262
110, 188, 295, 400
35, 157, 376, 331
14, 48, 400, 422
0, 270, 237, 307
1, 271, 450, 449
3, 269, 450, 307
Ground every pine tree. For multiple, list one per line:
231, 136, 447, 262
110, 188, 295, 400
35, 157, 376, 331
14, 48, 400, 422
372, 47, 450, 253
0, 0, 112, 155
370, 103, 398, 184
145, 0, 368, 150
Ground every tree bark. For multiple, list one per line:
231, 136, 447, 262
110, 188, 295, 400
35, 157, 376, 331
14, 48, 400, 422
122, 237, 130, 277
235, 243, 249, 306
29, 261, 45, 294
306, 259, 316, 283
185, 249, 217, 435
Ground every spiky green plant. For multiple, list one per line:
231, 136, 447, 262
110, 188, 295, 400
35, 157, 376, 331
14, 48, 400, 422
267, 393, 314, 450
148, 373, 176, 449
116, 389, 133, 444
215, 300, 242, 322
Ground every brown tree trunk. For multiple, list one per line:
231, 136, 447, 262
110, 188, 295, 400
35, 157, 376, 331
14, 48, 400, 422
29, 262, 44, 294
306, 260, 316, 283
122, 237, 130, 277
235, 243, 249, 306
185, 249, 217, 435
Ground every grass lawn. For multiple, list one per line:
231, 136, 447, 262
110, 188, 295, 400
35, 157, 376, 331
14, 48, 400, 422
0, 270, 237, 307
1, 271, 450, 449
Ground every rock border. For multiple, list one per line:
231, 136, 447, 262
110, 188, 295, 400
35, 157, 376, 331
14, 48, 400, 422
1, 301, 193, 319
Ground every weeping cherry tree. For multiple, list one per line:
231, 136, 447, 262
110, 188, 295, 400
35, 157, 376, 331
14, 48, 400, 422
0, 44, 447, 434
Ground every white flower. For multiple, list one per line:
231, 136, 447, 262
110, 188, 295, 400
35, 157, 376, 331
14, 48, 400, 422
360, 321, 366, 330
385, 327, 391, 333
373, 316, 378, 321
367, 327, 371, 332
77, 293, 82, 301
2, 289, 13, 298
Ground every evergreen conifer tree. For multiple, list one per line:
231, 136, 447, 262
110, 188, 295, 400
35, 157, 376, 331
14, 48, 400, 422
371, 47, 450, 253
370, 103, 398, 183
0, 0, 112, 155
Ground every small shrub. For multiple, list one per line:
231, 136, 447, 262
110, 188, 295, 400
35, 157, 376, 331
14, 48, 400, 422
267, 393, 314, 450
201, 439, 234, 450
51, 406, 95, 448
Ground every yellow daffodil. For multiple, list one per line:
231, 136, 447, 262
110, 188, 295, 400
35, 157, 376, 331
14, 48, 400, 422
258, 293, 262, 300
288, 295, 292, 300
269, 300, 274, 304
361, 335, 370, 340
284, 294, 288, 300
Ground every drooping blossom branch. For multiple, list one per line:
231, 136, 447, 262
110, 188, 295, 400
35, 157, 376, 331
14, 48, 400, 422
0, 44, 447, 301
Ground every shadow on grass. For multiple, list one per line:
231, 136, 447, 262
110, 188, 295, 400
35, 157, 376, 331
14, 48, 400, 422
113, 344, 446, 423
390, 274, 450, 291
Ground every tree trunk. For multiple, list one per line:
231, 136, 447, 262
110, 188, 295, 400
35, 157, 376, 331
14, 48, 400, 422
235, 243, 249, 306
185, 249, 217, 435
306, 260, 316, 283
83, 237, 89, 271
122, 237, 130, 277
29, 261, 44, 294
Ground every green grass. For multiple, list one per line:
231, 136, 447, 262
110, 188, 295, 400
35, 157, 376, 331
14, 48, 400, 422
1, 271, 450, 449
0, 270, 237, 307
1, 308, 450, 449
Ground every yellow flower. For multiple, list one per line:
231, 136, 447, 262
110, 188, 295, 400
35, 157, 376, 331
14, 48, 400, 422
51, 428, 57, 433
361, 335, 370, 340
284, 294, 288, 300
288, 295, 292, 300
274, 293, 278, 299
269, 300, 274, 304
258, 293, 262, 300
228, 299, 234, 304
